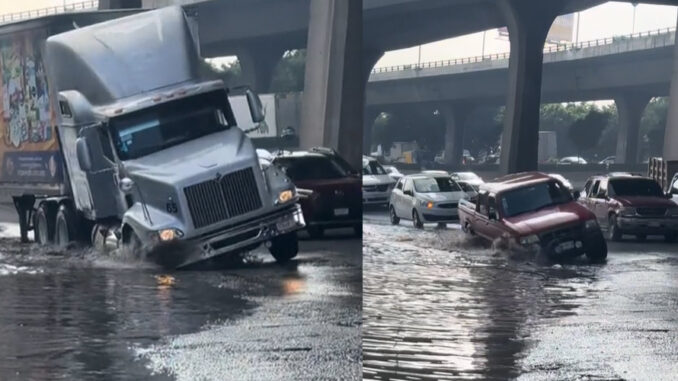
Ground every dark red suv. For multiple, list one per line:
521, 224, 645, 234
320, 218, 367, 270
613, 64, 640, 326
580, 174, 678, 242
272, 148, 361, 238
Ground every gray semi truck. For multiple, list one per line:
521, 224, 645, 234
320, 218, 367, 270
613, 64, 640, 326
8, 6, 305, 268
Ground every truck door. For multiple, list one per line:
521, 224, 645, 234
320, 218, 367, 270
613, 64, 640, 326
474, 191, 491, 239
485, 194, 505, 238
596, 179, 610, 222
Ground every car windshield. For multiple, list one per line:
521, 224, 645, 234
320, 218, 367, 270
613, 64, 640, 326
275, 156, 348, 181
110, 91, 232, 160
608, 179, 663, 197
500, 180, 572, 218
413, 177, 461, 193
362, 160, 386, 175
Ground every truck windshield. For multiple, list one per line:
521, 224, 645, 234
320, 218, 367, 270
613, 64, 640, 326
274, 156, 348, 181
500, 180, 572, 218
608, 179, 663, 197
414, 177, 461, 193
110, 92, 232, 160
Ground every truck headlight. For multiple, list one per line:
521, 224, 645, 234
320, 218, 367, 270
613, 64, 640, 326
584, 219, 599, 230
619, 207, 636, 217
278, 189, 295, 204
158, 228, 184, 241
519, 234, 540, 246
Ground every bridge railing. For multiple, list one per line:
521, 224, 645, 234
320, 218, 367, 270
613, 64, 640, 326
0, 1, 99, 25
372, 26, 677, 74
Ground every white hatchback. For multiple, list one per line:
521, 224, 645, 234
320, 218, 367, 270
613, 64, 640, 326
389, 174, 466, 228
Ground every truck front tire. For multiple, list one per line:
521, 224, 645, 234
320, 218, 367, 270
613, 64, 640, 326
55, 204, 77, 249
34, 203, 55, 244
269, 232, 298, 264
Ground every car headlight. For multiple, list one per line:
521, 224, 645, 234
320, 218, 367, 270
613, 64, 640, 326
158, 228, 184, 242
667, 207, 678, 216
278, 189, 295, 204
619, 207, 636, 217
519, 234, 540, 246
584, 219, 599, 230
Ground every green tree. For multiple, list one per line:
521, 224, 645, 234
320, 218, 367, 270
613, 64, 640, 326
567, 109, 609, 158
270, 50, 306, 93
640, 97, 668, 159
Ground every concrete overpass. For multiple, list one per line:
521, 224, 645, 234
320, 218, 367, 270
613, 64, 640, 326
366, 29, 676, 165
98, 0, 678, 173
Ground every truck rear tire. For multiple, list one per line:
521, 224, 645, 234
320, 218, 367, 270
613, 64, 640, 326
54, 204, 77, 249
34, 203, 55, 244
269, 232, 298, 264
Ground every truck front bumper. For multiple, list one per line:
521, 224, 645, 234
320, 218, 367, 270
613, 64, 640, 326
176, 204, 305, 268
617, 216, 678, 234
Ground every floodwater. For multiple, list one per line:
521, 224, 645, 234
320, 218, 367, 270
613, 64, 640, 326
0, 217, 361, 381
363, 210, 678, 381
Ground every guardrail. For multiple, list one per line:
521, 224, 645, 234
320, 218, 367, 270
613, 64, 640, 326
372, 26, 677, 74
0, 1, 99, 25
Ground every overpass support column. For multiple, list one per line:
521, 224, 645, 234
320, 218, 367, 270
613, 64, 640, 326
498, 1, 562, 174
299, 0, 363, 167
439, 102, 473, 168
363, 50, 384, 154
237, 46, 285, 93
664, 19, 678, 160
615, 94, 651, 164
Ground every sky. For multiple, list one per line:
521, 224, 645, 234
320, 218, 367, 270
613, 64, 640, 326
376, 1, 678, 68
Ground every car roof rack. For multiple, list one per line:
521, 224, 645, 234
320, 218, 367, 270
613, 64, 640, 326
310, 146, 337, 155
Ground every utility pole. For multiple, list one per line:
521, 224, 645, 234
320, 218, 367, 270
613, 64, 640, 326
575, 12, 581, 45
481, 30, 487, 57
417, 45, 421, 67
632, 2, 639, 34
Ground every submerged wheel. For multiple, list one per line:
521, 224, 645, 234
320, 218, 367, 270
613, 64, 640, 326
585, 233, 608, 263
608, 215, 622, 241
54, 204, 77, 249
269, 232, 298, 264
412, 210, 424, 229
33, 203, 55, 245
389, 205, 400, 225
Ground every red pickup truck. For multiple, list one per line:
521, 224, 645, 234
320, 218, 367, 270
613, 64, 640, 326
459, 172, 607, 262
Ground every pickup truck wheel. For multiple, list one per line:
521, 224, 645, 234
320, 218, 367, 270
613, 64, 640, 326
412, 210, 424, 229
269, 232, 298, 264
585, 233, 608, 263
54, 204, 77, 249
307, 226, 324, 239
34, 203, 55, 245
665, 232, 677, 243
608, 215, 622, 241
389, 205, 400, 225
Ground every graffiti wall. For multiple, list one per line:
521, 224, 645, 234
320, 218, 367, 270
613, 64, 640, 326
0, 28, 62, 183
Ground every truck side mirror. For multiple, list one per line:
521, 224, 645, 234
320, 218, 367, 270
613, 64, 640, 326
76, 137, 92, 172
245, 88, 265, 123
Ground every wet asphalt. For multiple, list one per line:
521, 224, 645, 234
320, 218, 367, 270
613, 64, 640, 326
363, 207, 678, 381
0, 206, 361, 381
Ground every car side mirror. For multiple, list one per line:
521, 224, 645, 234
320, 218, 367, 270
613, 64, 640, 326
245, 88, 265, 123
76, 137, 92, 172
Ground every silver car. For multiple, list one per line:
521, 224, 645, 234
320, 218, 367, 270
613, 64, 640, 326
389, 174, 466, 228
362, 156, 396, 205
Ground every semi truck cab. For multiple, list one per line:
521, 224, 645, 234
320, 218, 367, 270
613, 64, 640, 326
15, 6, 305, 268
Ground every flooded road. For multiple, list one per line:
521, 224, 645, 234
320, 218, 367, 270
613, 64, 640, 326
0, 209, 361, 381
363, 209, 678, 381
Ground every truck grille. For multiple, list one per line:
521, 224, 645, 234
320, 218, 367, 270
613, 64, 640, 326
539, 224, 582, 243
636, 207, 666, 217
184, 167, 263, 228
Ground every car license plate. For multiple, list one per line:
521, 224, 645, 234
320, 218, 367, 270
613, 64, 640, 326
277, 219, 297, 231
334, 208, 349, 216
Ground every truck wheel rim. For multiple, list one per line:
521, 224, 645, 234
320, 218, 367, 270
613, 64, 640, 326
58, 222, 68, 247
37, 214, 48, 243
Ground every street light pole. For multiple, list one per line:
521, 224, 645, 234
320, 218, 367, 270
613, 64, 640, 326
575, 12, 581, 45
417, 44, 421, 67
632, 2, 638, 34
481, 30, 487, 57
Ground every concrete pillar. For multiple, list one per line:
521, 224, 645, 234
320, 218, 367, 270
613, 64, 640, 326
498, 1, 563, 174
439, 102, 473, 168
664, 17, 678, 160
299, 0, 363, 168
237, 46, 285, 93
362, 50, 384, 154
363, 107, 381, 154
615, 94, 651, 164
